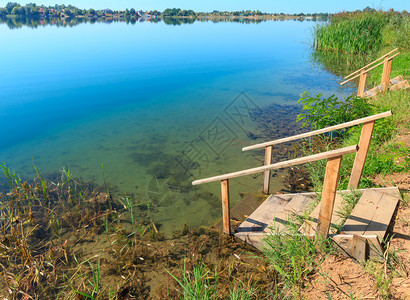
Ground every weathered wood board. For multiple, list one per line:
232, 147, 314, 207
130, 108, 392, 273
299, 193, 344, 235
234, 193, 315, 250
234, 187, 400, 259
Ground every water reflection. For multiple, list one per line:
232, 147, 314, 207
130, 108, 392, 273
0, 15, 323, 29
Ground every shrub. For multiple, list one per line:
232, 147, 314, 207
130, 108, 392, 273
296, 92, 371, 130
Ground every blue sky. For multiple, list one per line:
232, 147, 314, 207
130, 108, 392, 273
0, 0, 408, 13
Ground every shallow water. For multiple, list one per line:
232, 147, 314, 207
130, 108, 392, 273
0, 19, 355, 234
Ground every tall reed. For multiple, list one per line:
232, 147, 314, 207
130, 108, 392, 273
314, 12, 389, 54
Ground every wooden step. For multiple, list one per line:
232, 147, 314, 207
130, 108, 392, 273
234, 193, 315, 249
341, 188, 400, 237
390, 75, 403, 85
299, 193, 344, 235
390, 79, 409, 91
233, 188, 400, 257
235, 194, 290, 234
335, 187, 400, 259
363, 84, 385, 98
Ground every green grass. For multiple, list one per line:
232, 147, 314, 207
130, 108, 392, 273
314, 11, 409, 64
261, 220, 336, 297
298, 89, 410, 191
314, 11, 390, 54
367, 50, 410, 85
167, 262, 258, 300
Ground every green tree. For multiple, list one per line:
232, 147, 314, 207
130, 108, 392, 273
64, 8, 72, 17
124, 9, 130, 18
130, 8, 135, 15
29, 6, 40, 16
6, 2, 18, 14
11, 6, 25, 15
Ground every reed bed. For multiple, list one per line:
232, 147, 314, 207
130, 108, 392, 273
313, 10, 410, 55
0, 164, 279, 299
314, 12, 389, 54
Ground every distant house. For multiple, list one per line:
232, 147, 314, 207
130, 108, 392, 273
38, 8, 44, 14
138, 11, 151, 17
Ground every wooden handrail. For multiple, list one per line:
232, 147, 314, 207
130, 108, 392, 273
340, 52, 400, 85
192, 145, 358, 185
242, 111, 392, 151
344, 48, 398, 80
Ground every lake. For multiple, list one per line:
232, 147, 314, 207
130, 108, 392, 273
0, 19, 354, 234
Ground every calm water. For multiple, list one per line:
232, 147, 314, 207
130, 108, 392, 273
0, 20, 354, 234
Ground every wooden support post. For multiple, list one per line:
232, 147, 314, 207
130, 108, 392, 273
221, 179, 231, 235
317, 156, 343, 238
352, 234, 369, 261
357, 69, 367, 97
348, 121, 375, 189
381, 57, 393, 92
262, 145, 273, 194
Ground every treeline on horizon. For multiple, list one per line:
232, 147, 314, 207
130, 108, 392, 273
0, 2, 331, 18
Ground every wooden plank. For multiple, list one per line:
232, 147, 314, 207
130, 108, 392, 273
192, 145, 358, 185
221, 179, 231, 235
332, 234, 384, 259
367, 236, 384, 257
352, 234, 368, 261
235, 194, 314, 250
348, 121, 375, 189
381, 57, 393, 92
262, 145, 273, 194
242, 111, 391, 151
235, 233, 266, 250
390, 79, 410, 91
283, 194, 315, 215
235, 194, 290, 233
364, 193, 400, 238
234, 188, 399, 253
235, 194, 314, 234
341, 189, 384, 235
317, 156, 343, 238
390, 75, 403, 84
381, 56, 390, 90
230, 194, 265, 223
266, 194, 315, 232
338, 186, 399, 197
299, 193, 344, 235
363, 90, 377, 98
357, 70, 367, 97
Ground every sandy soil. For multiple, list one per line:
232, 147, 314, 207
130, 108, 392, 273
304, 130, 410, 299
303, 201, 410, 299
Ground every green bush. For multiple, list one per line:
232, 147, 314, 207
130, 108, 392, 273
296, 92, 371, 130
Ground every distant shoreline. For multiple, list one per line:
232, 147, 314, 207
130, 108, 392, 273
0, 14, 327, 29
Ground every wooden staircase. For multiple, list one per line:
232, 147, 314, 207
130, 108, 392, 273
192, 112, 396, 261
340, 48, 409, 98
234, 187, 401, 260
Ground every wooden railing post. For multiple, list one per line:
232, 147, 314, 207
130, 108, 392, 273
381, 56, 393, 92
317, 156, 343, 238
262, 145, 273, 194
348, 121, 375, 189
357, 69, 367, 97
221, 179, 231, 235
